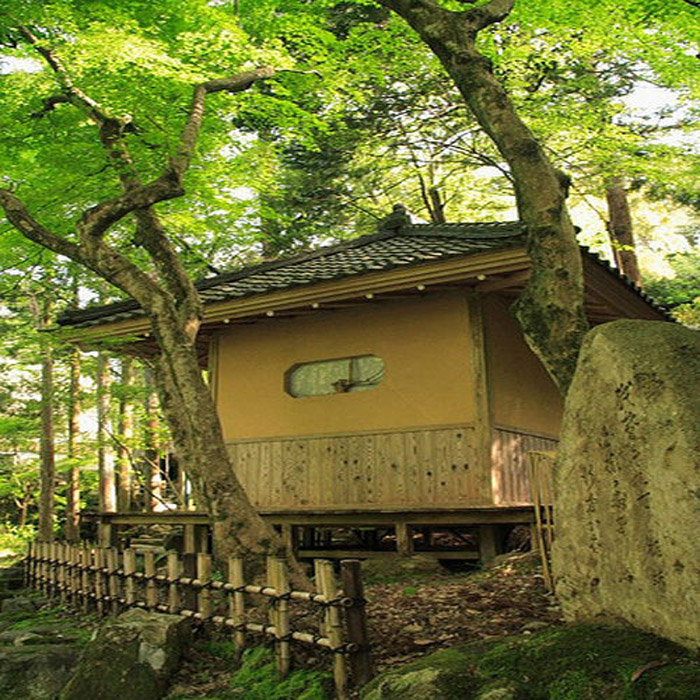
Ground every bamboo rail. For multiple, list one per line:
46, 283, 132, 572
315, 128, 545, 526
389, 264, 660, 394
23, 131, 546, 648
25, 541, 373, 698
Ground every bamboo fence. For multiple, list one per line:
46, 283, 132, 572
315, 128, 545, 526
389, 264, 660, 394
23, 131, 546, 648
527, 450, 556, 591
25, 541, 373, 698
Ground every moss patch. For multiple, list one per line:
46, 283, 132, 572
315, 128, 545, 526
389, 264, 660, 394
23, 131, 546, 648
361, 624, 700, 699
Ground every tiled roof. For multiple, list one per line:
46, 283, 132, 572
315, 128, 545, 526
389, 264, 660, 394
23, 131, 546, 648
57, 222, 526, 329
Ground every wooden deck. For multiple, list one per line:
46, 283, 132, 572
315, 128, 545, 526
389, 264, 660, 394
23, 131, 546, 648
85, 504, 536, 562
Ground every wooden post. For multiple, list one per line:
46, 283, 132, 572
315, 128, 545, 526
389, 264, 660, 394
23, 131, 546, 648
183, 524, 196, 554
106, 548, 120, 614
197, 553, 211, 619
395, 523, 413, 556
280, 525, 295, 557
123, 548, 136, 607
168, 551, 180, 614
229, 556, 246, 660
195, 525, 209, 554
341, 560, 373, 688
317, 560, 348, 699
144, 550, 157, 609
182, 553, 197, 612
479, 524, 498, 562
466, 294, 494, 504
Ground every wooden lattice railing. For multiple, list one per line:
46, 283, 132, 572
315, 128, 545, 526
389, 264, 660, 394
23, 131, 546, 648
25, 541, 373, 698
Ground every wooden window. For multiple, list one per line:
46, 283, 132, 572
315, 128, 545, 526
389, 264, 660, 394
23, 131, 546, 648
285, 355, 385, 398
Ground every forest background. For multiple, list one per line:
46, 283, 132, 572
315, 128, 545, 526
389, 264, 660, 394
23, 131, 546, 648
0, 0, 697, 544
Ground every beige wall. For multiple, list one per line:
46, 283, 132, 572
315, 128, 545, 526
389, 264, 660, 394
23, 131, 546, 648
483, 295, 563, 437
215, 292, 475, 440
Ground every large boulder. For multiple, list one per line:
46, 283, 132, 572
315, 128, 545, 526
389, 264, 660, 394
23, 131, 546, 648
60, 608, 191, 700
552, 320, 700, 650
0, 645, 81, 699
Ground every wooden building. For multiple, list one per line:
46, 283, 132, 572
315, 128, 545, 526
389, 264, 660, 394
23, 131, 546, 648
59, 220, 669, 559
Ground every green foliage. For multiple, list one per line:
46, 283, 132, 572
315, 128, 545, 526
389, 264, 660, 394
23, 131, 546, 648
0, 523, 36, 553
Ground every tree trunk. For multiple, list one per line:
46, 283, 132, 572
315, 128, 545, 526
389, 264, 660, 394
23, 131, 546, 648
605, 176, 641, 286
143, 367, 163, 512
65, 272, 82, 541
148, 307, 290, 563
117, 357, 135, 511
96, 353, 116, 512
65, 345, 82, 541
379, 0, 588, 393
28, 289, 56, 542
428, 187, 446, 224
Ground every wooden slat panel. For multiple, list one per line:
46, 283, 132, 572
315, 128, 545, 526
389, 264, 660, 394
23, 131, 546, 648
227, 425, 486, 509
491, 427, 558, 504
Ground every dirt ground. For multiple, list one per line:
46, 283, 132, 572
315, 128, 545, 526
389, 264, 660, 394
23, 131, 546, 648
167, 551, 563, 697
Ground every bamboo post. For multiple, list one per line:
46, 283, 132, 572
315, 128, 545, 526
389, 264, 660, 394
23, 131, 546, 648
55, 543, 63, 602
46, 542, 55, 599
61, 543, 70, 603
528, 452, 553, 591
25, 541, 32, 588
94, 547, 104, 615
66, 544, 74, 606
106, 547, 120, 614
124, 547, 137, 607
37, 542, 45, 594
168, 551, 180, 614
71, 544, 81, 608
341, 560, 373, 688
80, 544, 90, 613
197, 553, 211, 619
144, 550, 157, 609
274, 557, 291, 678
317, 560, 348, 699
182, 553, 197, 612
229, 556, 246, 660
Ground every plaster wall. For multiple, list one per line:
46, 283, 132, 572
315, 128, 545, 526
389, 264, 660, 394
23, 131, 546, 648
483, 295, 563, 437
214, 292, 475, 441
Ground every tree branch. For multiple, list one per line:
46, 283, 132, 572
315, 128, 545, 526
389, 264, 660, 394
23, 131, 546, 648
0, 189, 165, 310
466, 0, 516, 31
170, 67, 277, 178
30, 94, 71, 119
0, 189, 82, 261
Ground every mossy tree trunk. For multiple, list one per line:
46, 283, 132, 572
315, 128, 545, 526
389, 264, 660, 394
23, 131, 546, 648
379, 0, 588, 393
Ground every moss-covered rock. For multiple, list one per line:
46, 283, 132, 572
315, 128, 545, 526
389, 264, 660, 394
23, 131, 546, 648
0, 644, 81, 699
60, 608, 191, 700
361, 624, 700, 699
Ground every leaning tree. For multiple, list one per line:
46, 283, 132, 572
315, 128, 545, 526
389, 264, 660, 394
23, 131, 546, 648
373, 0, 697, 391
0, 8, 311, 562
